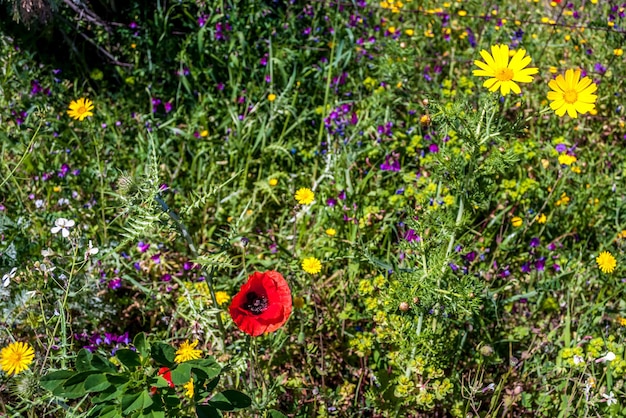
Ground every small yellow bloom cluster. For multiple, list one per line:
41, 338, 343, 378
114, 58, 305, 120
558, 154, 577, 166
380, 0, 403, 13
555, 192, 570, 206
511, 216, 523, 227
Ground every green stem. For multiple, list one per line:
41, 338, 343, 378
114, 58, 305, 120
93, 137, 107, 243
0, 121, 42, 189
154, 194, 227, 345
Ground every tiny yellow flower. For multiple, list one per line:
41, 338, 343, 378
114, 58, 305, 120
0, 342, 35, 376
458, 10, 467, 16
614, 49, 624, 56
200, 130, 209, 137
268, 93, 277, 102
326, 228, 337, 237
269, 178, 278, 187
214, 291, 230, 305
295, 188, 315, 205
536, 213, 547, 224
183, 378, 194, 398
174, 340, 203, 363
405, 29, 414, 36
131, 43, 137, 49
616, 316, 626, 327
596, 251, 617, 274
302, 257, 322, 274
53, 186, 61, 192
67, 98, 94, 121
511, 216, 523, 227
558, 154, 577, 166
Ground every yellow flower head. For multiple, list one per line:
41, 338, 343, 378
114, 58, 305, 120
302, 257, 322, 274
295, 188, 315, 205
547, 69, 597, 118
325, 228, 337, 237
269, 178, 278, 187
67, 98, 94, 121
511, 216, 523, 227
596, 251, 617, 274
268, 93, 277, 102
183, 378, 194, 398
174, 340, 203, 363
0, 341, 35, 376
558, 154, 577, 166
473, 44, 538, 96
536, 213, 547, 224
214, 291, 230, 305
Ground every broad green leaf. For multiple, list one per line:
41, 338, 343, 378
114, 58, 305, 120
170, 363, 192, 385
40, 370, 74, 393
90, 354, 117, 372
76, 349, 94, 372
196, 405, 222, 418
207, 390, 252, 411
121, 390, 153, 415
116, 349, 141, 369
60, 371, 100, 399
87, 404, 120, 418
268, 410, 288, 418
84, 374, 111, 392
133, 332, 150, 359
151, 342, 176, 367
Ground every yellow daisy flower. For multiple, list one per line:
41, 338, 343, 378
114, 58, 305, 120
268, 93, 277, 102
325, 228, 337, 237
473, 44, 538, 96
596, 251, 616, 274
174, 340, 203, 363
302, 257, 322, 274
295, 188, 315, 205
67, 98, 94, 121
0, 341, 35, 376
547, 69, 597, 118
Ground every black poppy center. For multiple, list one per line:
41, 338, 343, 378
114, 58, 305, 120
243, 291, 269, 314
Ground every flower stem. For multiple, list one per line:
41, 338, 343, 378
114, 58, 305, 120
154, 194, 227, 346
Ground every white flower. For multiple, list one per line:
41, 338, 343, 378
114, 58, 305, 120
84, 240, 99, 260
2, 267, 17, 287
35, 199, 45, 208
596, 351, 616, 363
573, 355, 585, 365
51, 218, 75, 238
603, 391, 617, 406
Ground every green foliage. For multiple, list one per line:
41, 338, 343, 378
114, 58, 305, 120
2, 0, 626, 416
41, 333, 249, 417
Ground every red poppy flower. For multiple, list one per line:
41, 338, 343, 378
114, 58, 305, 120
229, 271, 292, 336
150, 366, 175, 395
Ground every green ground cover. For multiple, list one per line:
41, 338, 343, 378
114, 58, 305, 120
1, 0, 626, 416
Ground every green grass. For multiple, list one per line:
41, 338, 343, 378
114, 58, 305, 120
1, 0, 626, 416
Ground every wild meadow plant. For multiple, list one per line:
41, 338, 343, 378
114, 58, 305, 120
2, 0, 626, 416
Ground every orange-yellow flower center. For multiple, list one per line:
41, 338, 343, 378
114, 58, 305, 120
77, 106, 87, 114
495, 68, 514, 81
563, 90, 578, 104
